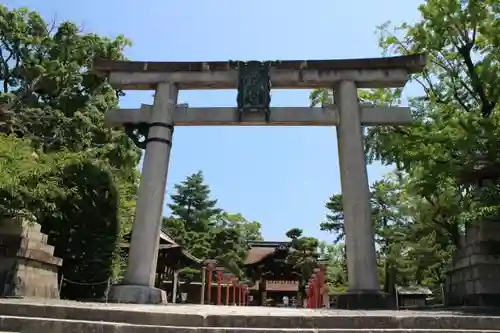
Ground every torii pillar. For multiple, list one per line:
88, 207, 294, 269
108, 82, 178, 304
340, 83, 378, 277
335, 81, 389, 309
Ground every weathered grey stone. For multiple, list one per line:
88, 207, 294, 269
446, 222, 500, 306
1, 315, 500, 333
335, 290, 394, 310
1, 299, 500, 331
103, 56, 425, 303
107, 284, 168, 304
0, 219, 62, 298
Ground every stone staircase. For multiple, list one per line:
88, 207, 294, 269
0, 220, 62, 299
0, 299, 500, 332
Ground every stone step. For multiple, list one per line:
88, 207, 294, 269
1, 300, 500, 330
0, 316, 499, 333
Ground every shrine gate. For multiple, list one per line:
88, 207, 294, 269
93, 54, 427, 308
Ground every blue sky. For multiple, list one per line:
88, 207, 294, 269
6, 0, 423, 241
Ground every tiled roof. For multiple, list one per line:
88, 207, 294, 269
158, 230, 203, 264
244, 241, 290, 265
244, 246, 275, 265
159, 229, 177, 244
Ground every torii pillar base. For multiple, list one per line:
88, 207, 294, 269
337, 290, 394, 310
107, 284, 167, 304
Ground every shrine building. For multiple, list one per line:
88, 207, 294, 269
122, 230, 204, 302
244, 241, 310, 306
122, 234, 320, 306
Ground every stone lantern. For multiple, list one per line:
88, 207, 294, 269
446, 154, 500, 306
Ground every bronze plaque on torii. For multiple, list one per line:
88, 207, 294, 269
235, 61, 272, 123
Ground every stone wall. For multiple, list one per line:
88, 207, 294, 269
0, 217, 62, 298
446, 221, 500, 306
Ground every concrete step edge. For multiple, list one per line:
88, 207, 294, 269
1, 315, 500, 333
1, 302, 500, 329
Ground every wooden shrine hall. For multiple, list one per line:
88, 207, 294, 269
121, 229, 203, 303
244, 241, 318, 307
122, 235, 327, 306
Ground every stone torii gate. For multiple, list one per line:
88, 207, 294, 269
93, 54, 426, 307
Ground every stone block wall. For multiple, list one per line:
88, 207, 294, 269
446, 221, 500, 306
0, 217, 63, 298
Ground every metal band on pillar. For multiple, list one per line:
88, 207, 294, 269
146, 122, 174, 145
125, 122, 174, 149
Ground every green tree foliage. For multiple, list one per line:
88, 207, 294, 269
317, 242, 347, 292
321, 194, 344, 244
319, 197, 348, 290
45, 162, 120, 299
325, 173, 461, 290
368, 0, 500, 284
164, 172, 263, 278
0, 134, 83, 219
285, 228, 319, 297
165, 170, 222, 259
313, 0, 500, 291
371, 179, 406, 293
221, 212, 263, 243
210, 212, 263, 276
0, 6, 140, 299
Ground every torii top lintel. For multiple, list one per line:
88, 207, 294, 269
92, 54, 427, 90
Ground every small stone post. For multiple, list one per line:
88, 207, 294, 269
171, 270, 179, 304
200, 266, 206, 304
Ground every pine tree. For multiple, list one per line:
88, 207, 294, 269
285, 228, 319, 299
210, 212, 263, 277
167, 171, 222, 259
0, 6, 139, 297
